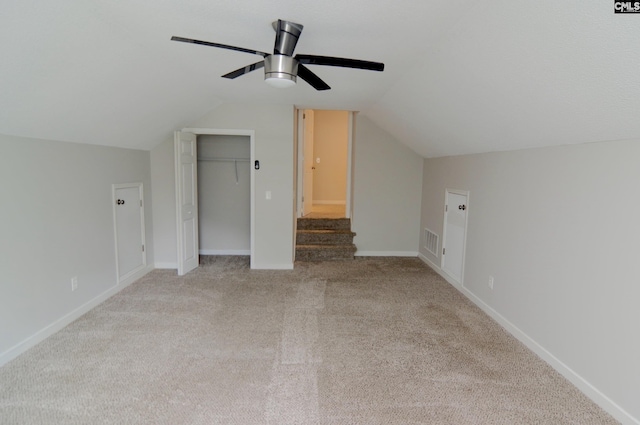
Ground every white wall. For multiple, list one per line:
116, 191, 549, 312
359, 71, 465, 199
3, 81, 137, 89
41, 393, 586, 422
352, 115, 423, 256
151, 103, 295, 269
0, 133, 153, 365
150, 137, 176, 268
419, 140, 640, 424
312, 110, 348, 204
197, 135, 250, 254
151, 106, 424, 264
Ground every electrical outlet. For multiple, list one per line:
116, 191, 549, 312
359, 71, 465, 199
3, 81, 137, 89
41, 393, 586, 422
71, 276, 78, 292
488, 276, 494, 290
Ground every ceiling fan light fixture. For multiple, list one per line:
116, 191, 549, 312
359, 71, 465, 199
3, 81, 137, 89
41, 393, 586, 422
171, 18, 384, 91
265, 76, 296, 88
264, 54, 298, 88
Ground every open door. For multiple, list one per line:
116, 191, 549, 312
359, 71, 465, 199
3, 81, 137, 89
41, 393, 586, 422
175, 131, 199, 275
302, 109, 315, 216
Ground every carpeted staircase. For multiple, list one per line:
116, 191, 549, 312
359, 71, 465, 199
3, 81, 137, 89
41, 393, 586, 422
296, 217, 357, 261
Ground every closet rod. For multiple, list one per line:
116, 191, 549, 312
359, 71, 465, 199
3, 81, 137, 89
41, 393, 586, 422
197, 157, 249, 184
197, 157, 250, 162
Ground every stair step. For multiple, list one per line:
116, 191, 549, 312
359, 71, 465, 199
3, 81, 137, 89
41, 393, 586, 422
297, 217, 351, 231
295, 217, 356, 262
295, 244, 357, 261
296, 229, 356, 245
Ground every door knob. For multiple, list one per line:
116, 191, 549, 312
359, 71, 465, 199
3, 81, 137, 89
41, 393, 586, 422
458, 204, 466, 210
117, 199, 125, 205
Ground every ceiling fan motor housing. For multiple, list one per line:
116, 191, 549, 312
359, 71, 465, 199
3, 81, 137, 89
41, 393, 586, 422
264, 54, 299, 85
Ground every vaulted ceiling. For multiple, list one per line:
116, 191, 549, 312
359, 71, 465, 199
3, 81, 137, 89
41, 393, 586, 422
2, 1, 639, 157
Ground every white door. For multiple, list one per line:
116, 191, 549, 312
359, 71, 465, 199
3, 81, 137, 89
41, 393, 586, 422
302, 109, 314, 216
175, 131, 199, 275
442, 190, 469, 285
113, 183, 145, 283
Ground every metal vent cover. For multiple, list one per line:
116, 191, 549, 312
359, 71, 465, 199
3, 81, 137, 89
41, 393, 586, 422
424, 228, 439, 257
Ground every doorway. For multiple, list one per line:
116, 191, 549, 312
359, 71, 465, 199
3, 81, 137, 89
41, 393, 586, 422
197, 135, 251, 256
441, 189, 469, 285
296, 109, 353, 219
175, 129, 256, 275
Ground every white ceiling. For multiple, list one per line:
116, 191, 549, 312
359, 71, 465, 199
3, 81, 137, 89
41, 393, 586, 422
2, 0, 639, 157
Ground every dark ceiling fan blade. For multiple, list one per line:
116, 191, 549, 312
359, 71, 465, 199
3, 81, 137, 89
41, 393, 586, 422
297, 64, 331, 91
221, 61, 265, 79
171, 36, 269, 57
296, 54, 384, 71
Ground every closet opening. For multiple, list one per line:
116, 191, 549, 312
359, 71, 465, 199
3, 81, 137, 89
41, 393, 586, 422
175, 128, 255, 275
197, 134, 251, 260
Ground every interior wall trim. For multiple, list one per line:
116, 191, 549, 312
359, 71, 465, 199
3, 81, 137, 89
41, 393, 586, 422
199, 250, 251, 256
154, 262, 178, 269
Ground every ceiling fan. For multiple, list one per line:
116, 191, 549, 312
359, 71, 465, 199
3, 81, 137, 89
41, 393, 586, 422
171, 19, 384, 91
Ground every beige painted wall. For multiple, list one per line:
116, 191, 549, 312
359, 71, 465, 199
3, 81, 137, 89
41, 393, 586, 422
151, 103, 295, 269
0, 134, 153, 364
312, 110, 348, 204
152, 106, 424, 264
419, 140, 640, 423
150, 137, 175, 268
352, 115, 423, 255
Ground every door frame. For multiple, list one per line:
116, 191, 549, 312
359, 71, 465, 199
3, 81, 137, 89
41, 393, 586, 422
177, 128, 256, 270
295, 109, 354, 218
112, 182, 146, 284
441, 188, 470, 287
296, 109, 306, 217
298, 109, 315, 216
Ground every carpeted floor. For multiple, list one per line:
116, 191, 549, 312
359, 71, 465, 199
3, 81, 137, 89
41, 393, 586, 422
304, 204, 345, 218
0, 257, 618, 424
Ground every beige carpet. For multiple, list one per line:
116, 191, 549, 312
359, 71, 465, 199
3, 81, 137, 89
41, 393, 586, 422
0, 257, 617, 424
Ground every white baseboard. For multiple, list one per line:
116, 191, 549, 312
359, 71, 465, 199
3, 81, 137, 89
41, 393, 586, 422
158, 258, 291, 270
355, 251, 418, 257
417, 254, 638, 425
118, 264, 152, 286
199, 249, 250, 256
418, 253, 449, 283
251, 262, 294, 270
313, 201, 346, 205
0, 265, 153, 368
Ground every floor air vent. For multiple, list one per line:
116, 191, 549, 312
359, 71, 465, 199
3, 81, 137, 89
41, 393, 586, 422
424, 228, 439, 257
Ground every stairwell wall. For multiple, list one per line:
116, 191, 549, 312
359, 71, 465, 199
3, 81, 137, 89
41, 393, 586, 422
352, 115, 423, 256
312, 110, 349, 204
